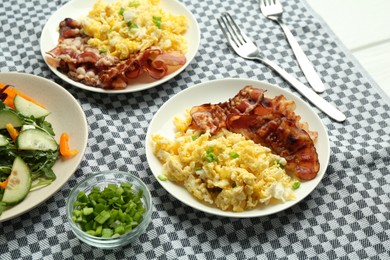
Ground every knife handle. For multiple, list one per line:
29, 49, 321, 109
256, 56, 346, 122
278, 21, 326, 93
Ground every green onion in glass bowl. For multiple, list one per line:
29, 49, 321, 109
66, 171, 152, 249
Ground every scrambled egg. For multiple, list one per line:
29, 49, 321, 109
151, 114, 299, 212
80, 0, 188, 59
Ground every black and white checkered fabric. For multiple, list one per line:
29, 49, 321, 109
1, 0, 390, 259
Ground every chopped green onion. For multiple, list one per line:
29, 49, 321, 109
205, 147, 218, 162
118, 7, 125, 15
229, 151, 239, 159
153, 16, 162, 29
83, 207, 93, 216
94, 210, 111, 224
102, 228, 114, 238
192, 136, 198, 141
274, 160, 285, 169
292, 181, 301, 190
71, 182, 146, 238
129, 1, 140, 7
158, 174, 168, 181
126, 21, 138, 29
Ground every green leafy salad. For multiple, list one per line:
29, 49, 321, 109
0, 85, 61, 216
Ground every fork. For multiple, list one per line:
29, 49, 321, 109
217, 13, 346, 122
260, 0, 325, 93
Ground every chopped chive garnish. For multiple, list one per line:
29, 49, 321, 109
118, 7, 125, 15
274, 160, 285, 169
292, 181, 301, 190
71, 182, 146, 238
94, 210, 111, 224
102, 228, 113, 238
129, 1, 140, 7
158, 174, 168, 181
229, 151, 239, 159
126, 21, 138, 29
153, 16, 162, 29
205, 147, 218, 162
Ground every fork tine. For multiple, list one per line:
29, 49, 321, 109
217, 16, 233, 46
273, 0, 282, 7
220, 13, 248, 46
218, 14, 239, 49
261, 0, 269, 7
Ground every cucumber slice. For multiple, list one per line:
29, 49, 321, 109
14, 94, 50, 118
0, 134, 9, 146
0, 110, 23, 129
2, 157, 32, 206
16, 129, 58, 151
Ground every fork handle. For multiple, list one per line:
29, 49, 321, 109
277, 21, 326, 93
257, 57, 346, 122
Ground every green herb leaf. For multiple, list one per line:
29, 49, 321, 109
229, 151, 239, 159
129, 1, 140, 7
158, 174, 168, 181
126, 21, 138, 29
153, 16, 162, 29
273, 160, 285, 169
205, 147, 218, 162
292, 181, 301, 190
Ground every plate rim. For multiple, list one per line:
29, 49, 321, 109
146, 77, 330, 218
39, 0, 201, 94
0, 72, 88, 222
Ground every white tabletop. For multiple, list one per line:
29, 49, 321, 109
307, 0, 390, 98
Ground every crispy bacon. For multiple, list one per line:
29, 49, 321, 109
46, 18, 186, 89
226, 113, 319, 180
190, 104, 228, 134
59, 18, 82, 42
189, 85, 320, 181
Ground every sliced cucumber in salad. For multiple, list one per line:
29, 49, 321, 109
0, 134, 9, 146
0, 110, 23, 129
14, 94, 50, 118
16, 129, 58, 151
2, 157, 32, 206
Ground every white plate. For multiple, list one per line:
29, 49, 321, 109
40, 0, 200, 94
146, 78, 330, 218
0, 72, 88, 222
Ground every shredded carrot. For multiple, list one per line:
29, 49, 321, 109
60, 132, 79, 158
0, 83, 45, 109
0, 178, 8, 189
5, 123, 19, 141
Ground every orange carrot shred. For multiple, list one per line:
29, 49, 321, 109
0, 178, 8, 189
5, 123, 19, 141
60, 132, 79, 158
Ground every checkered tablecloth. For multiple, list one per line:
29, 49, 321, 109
1, 0, 390, 259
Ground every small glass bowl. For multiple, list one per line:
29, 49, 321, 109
66, 171, 152, 249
